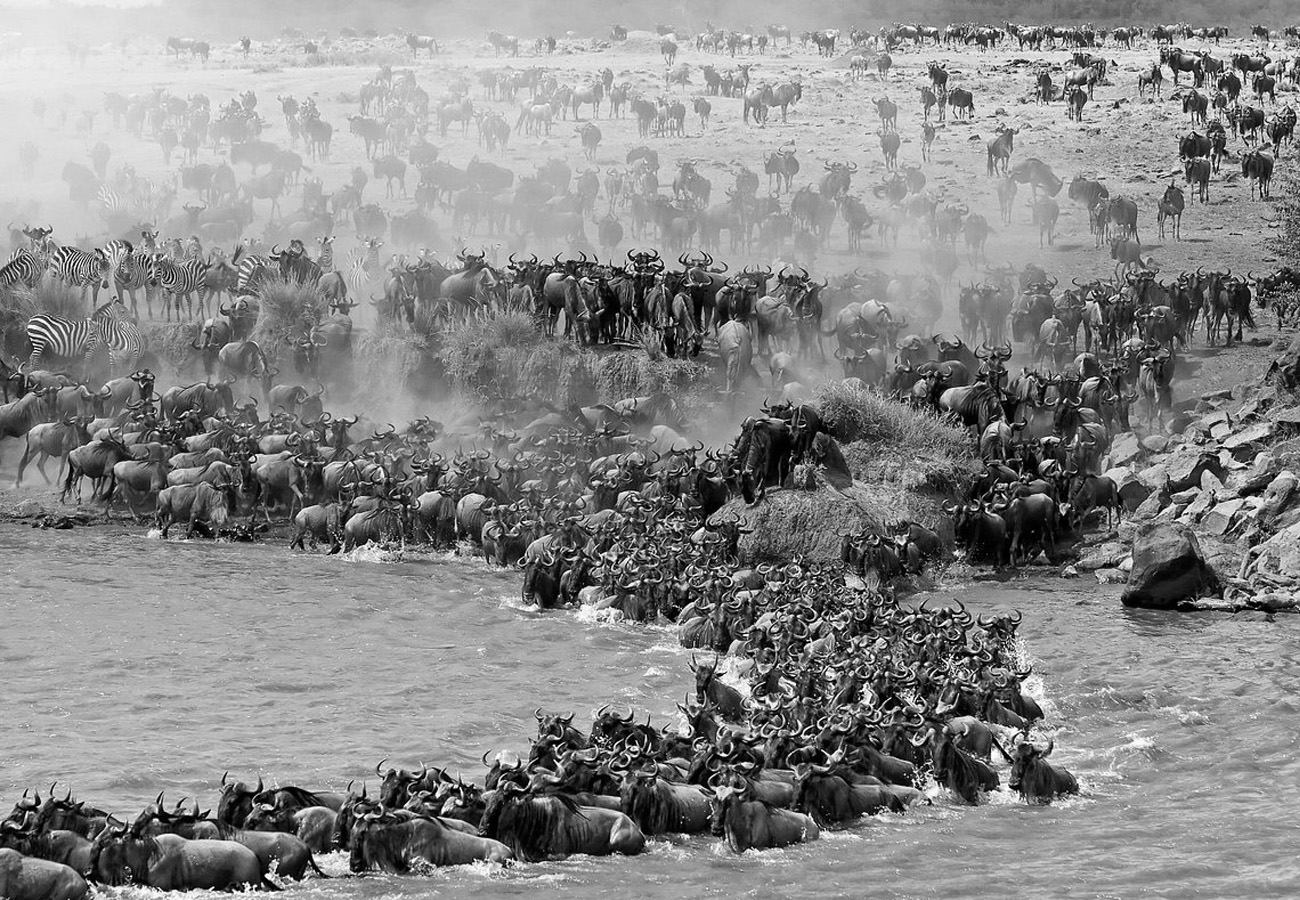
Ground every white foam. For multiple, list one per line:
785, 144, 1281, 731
337, 542, 404, 564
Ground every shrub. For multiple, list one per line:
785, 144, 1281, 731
252, 276, 323, 361
815, 380, 976, 496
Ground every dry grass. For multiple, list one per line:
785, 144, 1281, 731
1, 281, 88, 322
438, 305, 597, 406
595, 352, 712, 403
354, 323, 438, 398
815, 380, 977, 496
251, 277, 323, 363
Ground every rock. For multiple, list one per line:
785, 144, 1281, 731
1131, 489, 1167, 522
1201, 389, 1234, 405
1138, 461, 1169, 491
1171, 488, 1199, 505
1121, 523, 1223, 609
1154, 501, 1187, 524
1255, 470, 1299, 525
1265, 334, 1300, 391
1141, 434, 1170, 453
1168, 412, 1194, 435
1162, 450, 1224, 493
1200, 470, 1224, 494
1210, 421, 1233, 441
1243, 520, 1300, 586
1104, 466, 1149, 511
1202, 498, 1246, 536
1095, 568, 1126, 584
1271, 406, 1300, 428
1109, 433, 1143, 467
1231, 451, 1281, 495
1222, 422, 1276, 461
1182, 488, 1216, 523
1200, 409, 1231, 428
1077, 541, 1127, 571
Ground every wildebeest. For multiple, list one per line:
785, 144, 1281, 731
0, 848, 87, 900
1008, 738, 1079, 804
348, 810, 511, 870
705, 775, 819, 852
86, 826, 273, 891
479, 783, 644, 861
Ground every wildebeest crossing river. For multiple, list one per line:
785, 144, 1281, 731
2, 523, 1296, 898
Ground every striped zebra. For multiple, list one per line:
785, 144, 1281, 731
315, 234, 335, 272
114, 247, 156, 319
27, 298, 142, 374
347, 236, 384, 292
96, 185, 127, 219
0, 248, 44, 288
47, 245, 113, 304
149, 256, 207, 322
231, 239, 271, 297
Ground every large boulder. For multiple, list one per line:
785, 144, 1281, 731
1121, 523, 1223, 610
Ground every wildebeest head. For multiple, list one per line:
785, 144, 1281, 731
1009, 738, 1055, 796
217, 772, 262, 827
376, 759, 441, 808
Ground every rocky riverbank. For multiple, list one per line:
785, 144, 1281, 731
1077, 333, 1300, 613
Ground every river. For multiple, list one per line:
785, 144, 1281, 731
2, 522, 1297, 900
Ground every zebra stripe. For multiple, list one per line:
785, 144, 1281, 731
48, 246, 110, 294
151, 256, 207, 296
236, 256, 271, 295
0, 248, 43, 288
316, 237, 335, 272
26, 300, 142, 373
27, 314, 97, 369
347, 240, 381, 291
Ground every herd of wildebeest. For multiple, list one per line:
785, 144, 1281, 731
2, 17, 1300, 896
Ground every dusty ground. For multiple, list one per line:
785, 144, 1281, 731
0, 33, 1291, 287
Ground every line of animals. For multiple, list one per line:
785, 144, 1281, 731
0, 579, 1074, 897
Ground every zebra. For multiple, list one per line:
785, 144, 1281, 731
347, 236, 384, 292
115, 247, 156, 319
0, 248, 44, 289
315, 234, 335, 272
149, 256, 207, 322
47, 245, 112, 304
27, 298, 142, 374
96, 185, 128, 219
233, 246, 271, 297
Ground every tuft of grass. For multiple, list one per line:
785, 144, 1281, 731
595, 352, 711, 403
3, 281, 88, 321
251, 277, 323, 362
354, 323, 438, 399
815, 380, 977, 496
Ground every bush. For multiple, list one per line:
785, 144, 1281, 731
440, 305, 598, 405
252, 277, 323, 362
815, 380, 976, 496
595, 352, 712, 403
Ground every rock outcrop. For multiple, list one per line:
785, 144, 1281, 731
1121, 523, 1223, 610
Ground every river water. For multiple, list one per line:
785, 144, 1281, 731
2, 522, 1297, 900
